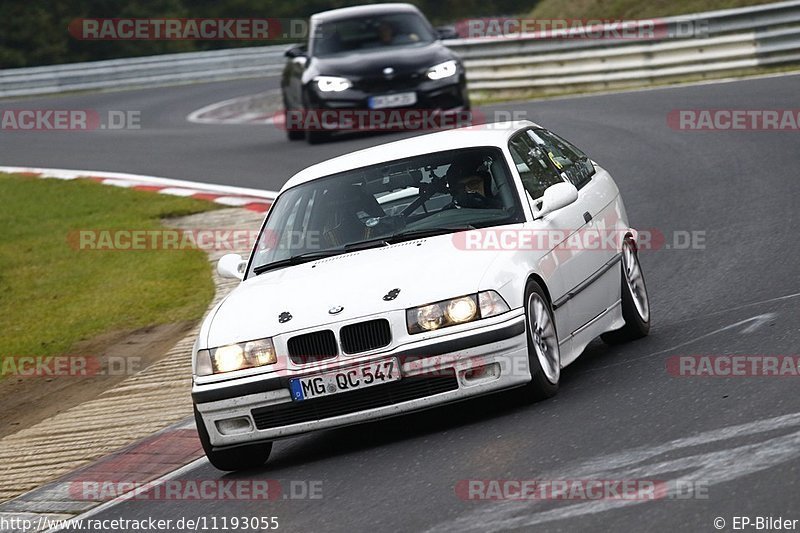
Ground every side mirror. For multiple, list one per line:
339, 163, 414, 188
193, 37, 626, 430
531, 182, 579, 219
284, 44, 307, 59
435, 26, 459, 40
218, 253, 246, 280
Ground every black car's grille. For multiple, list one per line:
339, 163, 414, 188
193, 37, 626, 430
358, 73, 423, 93
252, 369, 458, 430
340, 319, 392, 354
287, 330, 338, 364
426, 86, 465, 110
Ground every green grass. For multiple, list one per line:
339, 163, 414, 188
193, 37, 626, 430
529, 0, 779, 19
0, 174, 218, 359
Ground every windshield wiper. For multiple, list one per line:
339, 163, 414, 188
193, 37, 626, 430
254, 240, 393, 275
344, 238, 390, 251
252, 226, 473, 275
384, 225, 475, 244
345, 226, 475, 249
252, 250, 346, 275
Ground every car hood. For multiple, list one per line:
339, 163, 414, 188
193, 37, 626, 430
310, 42, 453, 80
205, 234, 499, 347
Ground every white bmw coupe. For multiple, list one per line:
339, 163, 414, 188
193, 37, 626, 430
192, 120, 650, 470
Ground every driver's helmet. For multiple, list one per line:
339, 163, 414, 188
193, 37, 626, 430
320, 183, 384, 246
445, 155, 496, 208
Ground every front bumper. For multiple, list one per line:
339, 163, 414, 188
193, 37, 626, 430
290, 76, 470, 133
306, 75, 469, 111
193, 311, 529, 449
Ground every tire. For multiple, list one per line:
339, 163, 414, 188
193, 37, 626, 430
306, 130, 329, 144
286, 128, 305, 141
194, 406, 272, 472
300, 92, 329, 144
521, 279, 560, 402
601, 237, 651, 344
282, 95, 305, 141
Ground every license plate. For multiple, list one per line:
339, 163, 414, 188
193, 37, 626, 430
289, 359, 400, 401
368, 92, 417, 109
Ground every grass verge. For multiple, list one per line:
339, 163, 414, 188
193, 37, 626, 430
0, 173, 218, 362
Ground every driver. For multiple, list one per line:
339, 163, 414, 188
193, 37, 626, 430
446, 167, 503, 209
377, 21, 395, 45
319, 183, 385, 247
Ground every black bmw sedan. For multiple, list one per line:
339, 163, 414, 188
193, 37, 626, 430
280, 3, 469, 143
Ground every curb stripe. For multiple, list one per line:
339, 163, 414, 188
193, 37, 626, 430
0, 165, 278, 213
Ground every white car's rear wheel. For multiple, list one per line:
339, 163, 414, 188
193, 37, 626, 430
602, 237, 651, 344
522, 280, 560, 401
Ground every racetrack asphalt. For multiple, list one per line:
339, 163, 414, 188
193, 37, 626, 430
1, 73, 799, 532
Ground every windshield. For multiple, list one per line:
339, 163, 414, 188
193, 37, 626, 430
248, 147, 524, 276
313, 13, 437, 57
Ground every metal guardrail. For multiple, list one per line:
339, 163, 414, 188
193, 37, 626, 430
1, 0, 799, 99
0, 46, 289, 98
446, 0, 800, 96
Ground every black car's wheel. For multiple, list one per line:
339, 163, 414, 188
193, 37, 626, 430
522, 279, 560, 401
194, 406, 272, 471
282, 97, 305, 141
602, 236, 651, 344
306, 130, 329, 144
286, 128, 305, 141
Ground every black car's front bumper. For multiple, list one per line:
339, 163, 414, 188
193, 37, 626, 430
292, 75, 470, 132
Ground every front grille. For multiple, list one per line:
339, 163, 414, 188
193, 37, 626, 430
358, 73, 422, 93
425, 86, 465, 110
252, 369, 458, 430
340, 319, 392, 354
287, 330, 338, 365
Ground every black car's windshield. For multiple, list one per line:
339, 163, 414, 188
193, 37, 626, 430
313, 13, 437, 57
248, 147, 524, 277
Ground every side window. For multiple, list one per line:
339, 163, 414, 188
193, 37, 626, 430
508, 131, 562, 200
531, 129, 595, 189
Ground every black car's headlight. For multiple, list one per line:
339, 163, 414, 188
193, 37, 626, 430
406, 291, 510, 334
426, 60, 458, 80
314, 76, 352, 92
195, 338, 277, 376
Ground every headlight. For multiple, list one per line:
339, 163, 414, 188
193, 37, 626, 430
407, 291, 510, 334
416, 303, 445, 331
315, 76, 352, 92
195, 338, 277, 376
446, 297, 478, 323
214, 344, 246, 373
426, 60, 458, 80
